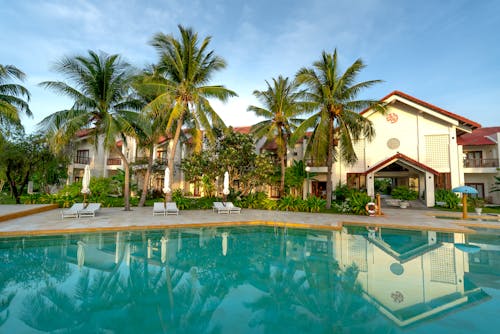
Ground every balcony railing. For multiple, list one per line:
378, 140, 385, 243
74, 156, 90, 164
305, 158, 327, 167
107, 158, 122, 166
464, 158, 499, 168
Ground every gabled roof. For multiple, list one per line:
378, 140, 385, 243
364, 152, 439, 175
457, 126, 500, 146
362, 91, 481, 130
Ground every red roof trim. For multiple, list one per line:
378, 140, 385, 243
364, 152, 439, 175
457, 126, 500, 146
361, 91, 481, 129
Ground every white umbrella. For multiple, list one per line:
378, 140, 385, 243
223, 171, 230, 196
81, 165, 91, 206
77, 240, 85, 270
161, 236, 168, 263
222, 232, 228, 256
163, 167, 171, 194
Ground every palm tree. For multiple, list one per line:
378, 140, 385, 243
38, 50, 142, 210
133, 68, 171, 207
0, 64, 32, 133
145, 25, 237, 200
248, 76, 307, 197
294, 50, 385, 209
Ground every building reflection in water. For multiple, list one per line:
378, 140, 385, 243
0, 225, 498, 332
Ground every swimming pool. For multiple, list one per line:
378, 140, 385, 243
0, 225, 499, 333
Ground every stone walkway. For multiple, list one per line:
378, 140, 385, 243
0, 204, 499, 236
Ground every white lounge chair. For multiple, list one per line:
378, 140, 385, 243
62, 203, 84, 219
213, 202, 230, 214
78, 203, 101, 218
226, 202, 241, 214
153, 202, 166, 216
166, 202, 180, 215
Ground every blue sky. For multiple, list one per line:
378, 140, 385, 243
1, 0, 499, 132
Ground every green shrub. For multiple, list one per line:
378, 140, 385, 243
305, 196, 326, 213
391, 186, 418, 201
277, 195, 302, 212
241, 192, 268, 209
334, 183, 350, 202
435, 188, 460, 209
347, 190, 373, 215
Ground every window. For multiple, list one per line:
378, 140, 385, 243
75, 150, 90, 164
465, 183, 484, 198
193, 182, 201, 197
464, 151, 482, 167
156, 150, 167, 163
270, 185, 280, 198
347, 173, 366, 190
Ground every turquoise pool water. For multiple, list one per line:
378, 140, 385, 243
0, 226, 499, 333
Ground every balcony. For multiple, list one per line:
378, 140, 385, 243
463, 158, 499, 168
107, 158, 122, 166
74, 156, 90, 164
305, 158, 327, 167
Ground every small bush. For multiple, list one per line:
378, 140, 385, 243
391, 186, 418, 201
435, 188, 460, 209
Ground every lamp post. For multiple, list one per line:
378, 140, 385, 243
305, 166, 311, 196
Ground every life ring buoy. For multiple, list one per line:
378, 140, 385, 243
365, 202, 377, 216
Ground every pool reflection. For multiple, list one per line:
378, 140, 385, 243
0, 226, 498, 333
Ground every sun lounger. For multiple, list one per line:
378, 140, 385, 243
166, 202, 179, 215
213, 202, 230, 214
78, 203, 101, 218
226, 202, 241, 214
62, 203, 85, 218
153, 202, 166, 216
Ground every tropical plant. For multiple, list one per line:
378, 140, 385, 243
0, 64, 32, 135
490, 175, 500, 193
285, 160, 316, 196
469, 196, 485, 209
38, 50, 142, 210
145, 25, 237, 200
391, 186, 418, 201
248, 76, 307, 197
294, 49, 385, 209
276, 195, 302, 211
172, 189, 191, 209
347, 190, 373, 215
333, 183, 350, 202
240, 191, 268, 209
304, 195, 326, 213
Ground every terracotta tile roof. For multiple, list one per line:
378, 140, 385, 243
362, 90, 481, 130
76, 128, 93, 137
364, 152, 439, 175
262, 139, 278, 150
457, 126, 500, 146
233, 126, 252, 134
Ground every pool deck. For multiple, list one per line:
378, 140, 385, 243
0, 204, 499, 237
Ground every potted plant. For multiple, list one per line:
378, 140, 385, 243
469, 197, 485, 215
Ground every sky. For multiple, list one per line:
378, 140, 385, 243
1, 0, 499, 133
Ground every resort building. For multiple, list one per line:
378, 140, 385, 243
303, 91, 499, 206
65, 91, 500, 205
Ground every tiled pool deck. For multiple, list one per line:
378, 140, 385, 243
0, 204, 499, 237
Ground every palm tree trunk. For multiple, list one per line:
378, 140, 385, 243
280, 132, 288, 198
116, 148, 131, 211
326, 118, 334, 209
166, 115, 184, 202
138, 145, 154, 207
